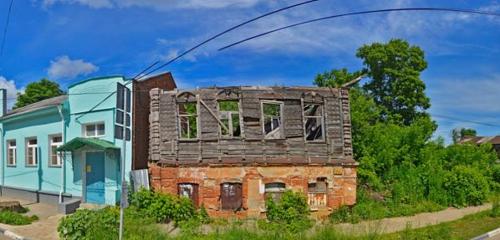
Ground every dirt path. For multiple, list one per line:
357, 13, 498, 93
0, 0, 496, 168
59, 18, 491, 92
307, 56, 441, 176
334, 204, 492, 235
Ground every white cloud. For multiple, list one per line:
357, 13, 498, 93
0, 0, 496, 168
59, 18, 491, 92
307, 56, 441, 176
0, 76, 23, 109
43, 0, 113, 8
47, 55, 99, 80
42, 0, 263, 10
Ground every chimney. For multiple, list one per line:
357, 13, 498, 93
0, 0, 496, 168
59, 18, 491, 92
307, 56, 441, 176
0, 89, 6, 117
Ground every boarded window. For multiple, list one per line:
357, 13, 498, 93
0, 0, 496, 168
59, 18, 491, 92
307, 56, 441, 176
304, 104, 324, 141
265, 182, 286, 202
308, 178, 327, 207
178, 103, 198, 139
219, 101, 241, 137
262, 102, 283, 139
178, 183, 199, 206
221, 183, 242, 211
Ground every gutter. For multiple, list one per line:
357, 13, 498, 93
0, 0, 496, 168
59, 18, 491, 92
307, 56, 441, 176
57, 105, 65, 204
0, 127, 3, 195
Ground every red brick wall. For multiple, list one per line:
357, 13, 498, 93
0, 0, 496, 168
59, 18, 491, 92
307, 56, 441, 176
149, 164, 357, 218
132, 73, 176, 170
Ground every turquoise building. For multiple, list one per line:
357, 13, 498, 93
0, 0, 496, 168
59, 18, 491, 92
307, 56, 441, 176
0, 76, 133, 206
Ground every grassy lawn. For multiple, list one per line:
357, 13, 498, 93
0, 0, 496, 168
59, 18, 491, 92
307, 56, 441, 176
383, 210, 500, 240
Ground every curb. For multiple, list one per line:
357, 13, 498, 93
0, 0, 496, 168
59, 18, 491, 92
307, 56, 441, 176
0, 226, 28, 240
471, 227, 500, 240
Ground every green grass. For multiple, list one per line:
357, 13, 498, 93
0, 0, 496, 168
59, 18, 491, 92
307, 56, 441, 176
0, 210, 39, 225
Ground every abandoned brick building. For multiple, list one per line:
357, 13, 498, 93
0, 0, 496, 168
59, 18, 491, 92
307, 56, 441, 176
148, 86, 357, 217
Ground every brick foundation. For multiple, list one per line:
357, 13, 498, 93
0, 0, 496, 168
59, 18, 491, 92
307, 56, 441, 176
149, 163, 357, 219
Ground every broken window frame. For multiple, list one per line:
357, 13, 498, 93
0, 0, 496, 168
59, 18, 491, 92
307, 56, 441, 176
178, 183, 199, 206
264, 182, 286, 203
178, 101, 199, 140
261, 100, 284, 139
218, 100, 242, 138
303, 103, 325, 142
220, 182, 243, 211
308, 178, 328, 208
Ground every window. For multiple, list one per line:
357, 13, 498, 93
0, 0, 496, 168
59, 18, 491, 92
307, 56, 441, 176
7, 140, 16, 166
304, 104, 324, 141
26, 138, 38, 166
219, 101, 241, 137
262, 102, 283, 139
265, 182, 286, 202
221, 183, 242, 211
84, 123, 105, 137
178, 183, 199, 206
49, 135, 63, 166
308, 178, 328, 207
178, 103, 198, 139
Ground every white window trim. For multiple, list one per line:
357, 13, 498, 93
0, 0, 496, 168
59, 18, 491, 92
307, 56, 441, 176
303, 104, 326, 142
83, 122, 105, 138
49, 134, 63, 167
25, 138, 38, 167
7, 140, 16, 166
261, 100, 285, 139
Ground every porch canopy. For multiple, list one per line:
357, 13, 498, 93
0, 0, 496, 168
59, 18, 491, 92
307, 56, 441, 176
57, 137, 119, 152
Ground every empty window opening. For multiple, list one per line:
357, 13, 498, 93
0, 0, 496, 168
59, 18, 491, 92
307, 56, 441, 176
50, 135, 63, 167
304, 104, 324, 141
178, 183, 199, 206
26, 138, 38, 166
178, 103, 198, 139
221, 183, 243, 211
265, 182, 286, 202
219, 101, 241, 137
262, 102, 283, 139
308, 178, 328, 207
7, 140, 16, 166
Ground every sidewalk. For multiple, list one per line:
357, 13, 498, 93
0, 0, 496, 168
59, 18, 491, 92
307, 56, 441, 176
0, 197, 62, 240
334, 203, 492, 235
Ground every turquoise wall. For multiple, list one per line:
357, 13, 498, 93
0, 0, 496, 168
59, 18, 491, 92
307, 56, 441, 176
1, 76, 133, 205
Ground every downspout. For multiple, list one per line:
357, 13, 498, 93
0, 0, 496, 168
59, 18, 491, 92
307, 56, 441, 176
57, 105, 65, 203
0, 127, 3, 196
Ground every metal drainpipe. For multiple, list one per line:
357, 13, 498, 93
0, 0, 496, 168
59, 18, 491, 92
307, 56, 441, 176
57, 105, 65, 203
0, 127, 3, 195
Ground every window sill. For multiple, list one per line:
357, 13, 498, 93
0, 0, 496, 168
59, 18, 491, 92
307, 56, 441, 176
305, 140, 326, 144
25, 165, 38, 168
6, 165, 16, 168
48, 165, 62, 168
179, 139, 199, 142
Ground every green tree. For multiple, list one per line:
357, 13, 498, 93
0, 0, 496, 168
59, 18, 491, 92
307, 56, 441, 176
357, 39, 430, 125
452, 128, 477, 143
14, 79, 64, 109
314, 68, 364, 88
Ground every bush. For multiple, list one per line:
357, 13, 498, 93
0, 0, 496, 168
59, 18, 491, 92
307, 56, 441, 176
444, 166, 490, 207
0, 210, 38, 225
58, 207, 167, 240
264, 190, 313, 233
129, 188, 198, 224
491, 195, 500, 217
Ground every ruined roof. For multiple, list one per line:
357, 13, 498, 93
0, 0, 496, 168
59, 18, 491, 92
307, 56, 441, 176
459, 136, 500, 145
1, 95, 67, 120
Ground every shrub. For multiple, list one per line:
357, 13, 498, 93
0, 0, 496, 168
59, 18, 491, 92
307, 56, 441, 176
264, 190, 313, 233
58, 207, 119, 240
0, 210, 38, 225
491, 195, 500, 217
444, 166, 490, 207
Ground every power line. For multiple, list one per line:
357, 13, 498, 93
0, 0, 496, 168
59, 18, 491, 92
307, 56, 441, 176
0, 0, 14, 59
218, 7, 500, 51
134, 0, 320, 80
432, 113, 500, 128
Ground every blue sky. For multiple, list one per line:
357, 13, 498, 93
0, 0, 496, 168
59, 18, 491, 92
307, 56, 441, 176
0, 0, 499, 142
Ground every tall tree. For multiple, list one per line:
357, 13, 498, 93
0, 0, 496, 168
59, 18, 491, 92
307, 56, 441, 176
14, 79, 64, 109
452, 127, 477, 143
357, 39, 430, 125
314, 68, 364, 88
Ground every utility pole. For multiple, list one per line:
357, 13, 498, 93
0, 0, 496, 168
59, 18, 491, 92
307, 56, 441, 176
118, 85, 128, 240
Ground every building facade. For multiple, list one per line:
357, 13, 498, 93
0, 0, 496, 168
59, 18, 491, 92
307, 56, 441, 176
148, 86, 357, 218
0, 73, 175, 207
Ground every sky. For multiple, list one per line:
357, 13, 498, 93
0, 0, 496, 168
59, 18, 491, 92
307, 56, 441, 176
0, 0, 499, 143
